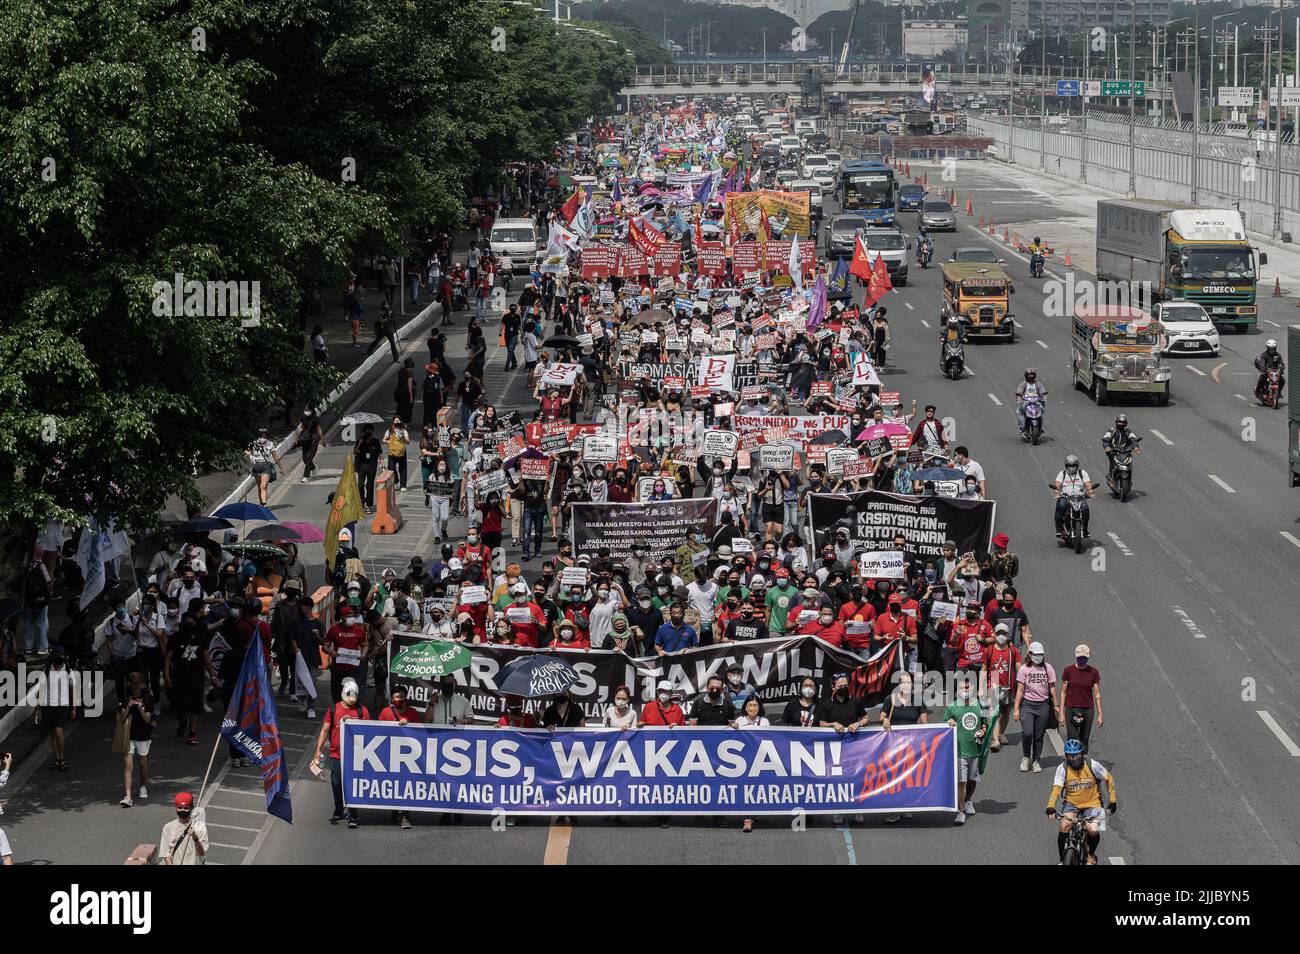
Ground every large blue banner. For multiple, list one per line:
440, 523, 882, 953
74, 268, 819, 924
340, 723, 957, 816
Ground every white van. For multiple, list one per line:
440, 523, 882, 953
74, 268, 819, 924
489, 218, 540, 272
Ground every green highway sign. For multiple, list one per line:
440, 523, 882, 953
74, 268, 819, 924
1101, 80, 1146, 97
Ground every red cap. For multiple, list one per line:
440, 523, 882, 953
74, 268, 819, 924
888, 593, 902, 605
775, 567, 790, 579
992, 532, 1010, 548
175, 792, 195, 810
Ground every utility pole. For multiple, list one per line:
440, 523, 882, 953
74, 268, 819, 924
1082, 10, 1090, 183
1040, 23, 1047, 171
1272, 9, 1286, 240
1191, 0, 1200, 205
1128, 0, 1136, 196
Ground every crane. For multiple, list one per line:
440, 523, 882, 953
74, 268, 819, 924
837, 0, 862, 77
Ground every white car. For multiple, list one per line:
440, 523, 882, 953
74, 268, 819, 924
801, 154, 836, 188
779, 135, 802, 156
1152, 301, 1221, 356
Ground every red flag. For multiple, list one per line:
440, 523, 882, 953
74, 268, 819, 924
561, 189, 582, 224
758, 206, 770, 244
849, 234, 873, 280
628, 217, 667, 257
872, 250, 894, 295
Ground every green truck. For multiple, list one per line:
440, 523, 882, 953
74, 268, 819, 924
1095, 200, 1266, 332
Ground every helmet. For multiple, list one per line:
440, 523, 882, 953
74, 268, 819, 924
1114, 414, 1128, 428
1063, 739, 1085, 756
947, 316, 959, 327
1024, 368, 1037, 380
1064, 454, 1079, 470
1266, 339, 1278, 350
1032, 236, 1041, 245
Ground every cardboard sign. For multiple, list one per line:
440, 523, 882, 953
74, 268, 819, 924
702, 429, 739, 458
857, 550, 907, 579
810, 381, 833, 397
758, 443, 796, 471
640, 330, 659, 344
540, 363, 581, 387
741, 385, 766, 403
730, 537, 754, 555
577, 333, 594, 349
497, 434, 527, 462
930, 600, 959, 622
561, 567, 589, 589
880, 391, 901, 407
842, 458, 875, 480
637, 476, 661, 499
458, 585, 487, 605
826, 447, 860, 476
852, 354, 881, 387
864, 436, 894, 460
582, 433, 619, 462
474, 469, 509, 496
696, 354, 736, 392
520, 456, 551, 481
713, 402, 734, 418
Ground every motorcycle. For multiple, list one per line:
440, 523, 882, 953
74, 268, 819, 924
1021, 397, 1044, 445
1029, 251, 1045, 278
451, 280, 470, 311
917, 241, 933, 269
1106, 440, 1140, 501
1053, 487, 1090, 555
941, 340, 965, 379
1256, 368, 1282, 408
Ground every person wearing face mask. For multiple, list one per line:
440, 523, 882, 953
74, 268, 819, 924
1047, 739, 1118, 864
425, 676, 472, 725
816, 672, 868, 738
673, 531, 711, 586
314, 677, 370, 828
1013, 641, 1059, 773
722, 661, 759, 711
781, 677, 822, 728
763, 567, 799, 636
586, 579, 623, 649
324, 603, 369, 703
789, 581, 830, 631
985, 584, 1032, 649
721, 598, 769, 644
874, 593, 919, 656
1057, 644, 1103, 753
684, 570, 719, 646
543, 690, 585, 729
549, 619, 589, 650
797, 603, 848, 649
690, 675, 737, 727
653, 603, 697, 657
981, 623, 1022, 751
421, 603, 455, 640
456, 528, 492, 585
698, 455, 736, 499
603, 685, 639, 729
946, 599, 994, 676
606, 614, 638, 655
944, 675, 989, 825
640, 680, 685, 727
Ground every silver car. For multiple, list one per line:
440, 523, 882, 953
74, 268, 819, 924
919, 199, 957, 232
825, 213, 869, 257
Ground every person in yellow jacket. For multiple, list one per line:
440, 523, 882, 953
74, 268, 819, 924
1047, 738, 1118, 864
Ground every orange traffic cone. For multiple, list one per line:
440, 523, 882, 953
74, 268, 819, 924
905, 162, 911, 176
1013, 232, 1022, 250
1003, 227, 1010, 243
1064, 248, 1072, 267
1274, 277, 1282, 297
989, 217, 996, 228
965, 199, 974, 215
978, 214, 985, 227
988, 223, 995, 235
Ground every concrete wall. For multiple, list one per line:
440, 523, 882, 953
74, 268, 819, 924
968, 114, 1300, 242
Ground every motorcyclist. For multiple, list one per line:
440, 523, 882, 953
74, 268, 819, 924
1254, 338, 1286, 398
939, 316, 965, 365
1014, 368, 1047, 435
1047, 738, 1117, 865
1027, 235, 1045, 276
1101, 414, 1141, 480
1052, 454, 1094, 540
916, 228, 933, 266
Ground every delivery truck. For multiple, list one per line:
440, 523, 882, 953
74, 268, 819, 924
1095, 199, 1265, 332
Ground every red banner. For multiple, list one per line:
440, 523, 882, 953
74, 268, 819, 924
628, 217, 668, 257
580, 245, 617, 280
733, 241, 763, 274
696, 241, 728, 277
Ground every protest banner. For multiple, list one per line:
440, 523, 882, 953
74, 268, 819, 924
570, 497, 719, 560
701, 429, 738, 459
842, 458, 875, 480
340, 722, 956, 816
474, 470, 508, 496
734, 414, 849, 451
519, 456, 551, 481
696, 354, 736, 392
582, 433, 619, 463
825, 447, 860, 476
758, 443, 795, 471
856, 549, 907, 579
808, 490, 996, 559
539, 363, 581, 387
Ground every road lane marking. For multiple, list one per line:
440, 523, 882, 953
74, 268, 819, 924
1211, 361, 1227, 383
1148, 428, 1173, 445
1109, 857, 1127, 865
1257, 711, 1300, 756
920, 319, 931, 328
987, 393, 1003, 406
205, 804, 268, 815
1281, 531, 1300, 549
209, 841, 257, 850
206, 822, 263, 833
1106, 532, 1133, 556
1046, 728, 1065, 756
841, 826, 859, 865
1035, 339, 1049, 350
1171, 605, 1207, 639
905, 302, 914, 310
1184, 364, 1206, 376
544, 822, 572, 865
1262, 319, 1280, 328
1208, 474, 1237, 493
1235, 393, 1250, 403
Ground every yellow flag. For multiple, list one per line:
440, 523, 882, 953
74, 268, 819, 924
324, 452, 364, 571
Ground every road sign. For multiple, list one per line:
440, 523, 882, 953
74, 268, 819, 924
1267, 86, 1300, 107
1084, 80, 1101, 98
1218, 86, 1256, 107
1101, 80, 1145, 97
1056, 80, 1080, 97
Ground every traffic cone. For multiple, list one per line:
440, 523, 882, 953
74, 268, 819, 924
965, 199, 973, 215
905, 162, 911, 176
1274, 277, 1282, 297
978, 214, 985, 227
923, 173, 929, 187
988, 223, 995, 235
1003, 227, 1010, 243
1064, 249, 1072, 266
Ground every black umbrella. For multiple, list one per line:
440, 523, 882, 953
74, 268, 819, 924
809, 429, 848, 446
543, 334, 581, 349
246, 523, 303, 542
175, 516, 234, 534
496, 654, 580, 698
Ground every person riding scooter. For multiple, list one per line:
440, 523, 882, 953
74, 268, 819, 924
916, 229, 934, 267
940, 316, 965, 366
1015, 368, 1047, 436
1254, 339, 1286, 400
1052, 454, 1094, 540
1101, 414, 1141, 480
1027, 236, 1046, 278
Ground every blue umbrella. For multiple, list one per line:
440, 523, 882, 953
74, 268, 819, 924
912, 467, 966, 482
174, 516, 234, 534
496, 654, 580, 698
214, 502, 277, 522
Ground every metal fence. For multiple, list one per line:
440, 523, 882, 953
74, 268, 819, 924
967, 114, 1300, 240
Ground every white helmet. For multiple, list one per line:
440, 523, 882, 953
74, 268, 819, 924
1266, 339, 1278, 350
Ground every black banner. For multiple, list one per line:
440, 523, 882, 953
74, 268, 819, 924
388, 634, 878, 724
808, 490, 996, 559
570, 497, 720, 561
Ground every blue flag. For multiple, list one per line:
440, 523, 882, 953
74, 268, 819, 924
221, 625, 292, 823
829, 257, 850, 298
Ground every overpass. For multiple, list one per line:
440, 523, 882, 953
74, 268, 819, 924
620, 62, 1171, 102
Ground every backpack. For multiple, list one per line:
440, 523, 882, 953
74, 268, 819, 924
25, 565, 51, 608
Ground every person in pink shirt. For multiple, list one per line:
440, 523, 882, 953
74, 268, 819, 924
1013, 641, 1058, 774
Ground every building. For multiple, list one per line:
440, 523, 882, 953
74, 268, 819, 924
903, 20, 969, 59
1018, 0, 1173, 31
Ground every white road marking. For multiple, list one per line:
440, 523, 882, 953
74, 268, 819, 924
1046, 728, 1065, 756
905, 302, 914, 310
209, 841, 257, 850
205, 804, 269, 815
1235, 393, 1251, 403
1106, 532, 1133, 556
920, 319, 931, 328
1171, 605, 1207, 640
1281, 531, 1300, 549
1208, 474, 1237, 493
1257, 711, 1300, 756
1109, 857, 1127, 865
1262, 319, 1281, 328
1035, 339, 1049, 350
987, 393, 1003, 406
206, 822, 263, 833
1185, 364, 1206, 376
1148, 428, 1174, 446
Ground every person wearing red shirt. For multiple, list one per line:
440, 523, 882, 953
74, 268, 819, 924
946, 600, 995, 674
453, 598, 491, 642
550, 618, 590, 650
982, 623, 1022, 750
313, 677, 370, 827
457, 532, 492, 584
873, 594, 918, 652
324, 607, 368, 703
498, 696, 539, 727
502, 583, 548, 648
798, 608, 847, 648
376, 685, 424, 830
639, 681, 686, 726
539, 390, 567, 423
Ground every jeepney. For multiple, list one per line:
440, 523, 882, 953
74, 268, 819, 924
939, 263, 1015, 340
1070, 305, 1171, 406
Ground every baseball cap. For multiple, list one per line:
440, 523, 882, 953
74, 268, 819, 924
346, 581, 362, 593
749, 574, 766, 587
456, 612, 473, 624
994, 622, 1010, 634
175, 792, 195, 811
448, 557, 464, 571
1028, 641, 1045, 656
656, 679, 675, 692
511, 582, 528, 595
1074, 643, 1091, 657
341, 677, 360, 700
888, 593, 902, 605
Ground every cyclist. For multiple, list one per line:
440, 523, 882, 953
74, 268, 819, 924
1046, 738, 1118, 864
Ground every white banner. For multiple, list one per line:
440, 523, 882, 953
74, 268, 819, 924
696, 353, 736, 392
857, 549, 906, 579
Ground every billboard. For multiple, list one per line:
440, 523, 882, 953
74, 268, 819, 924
903, 20, 968, 58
